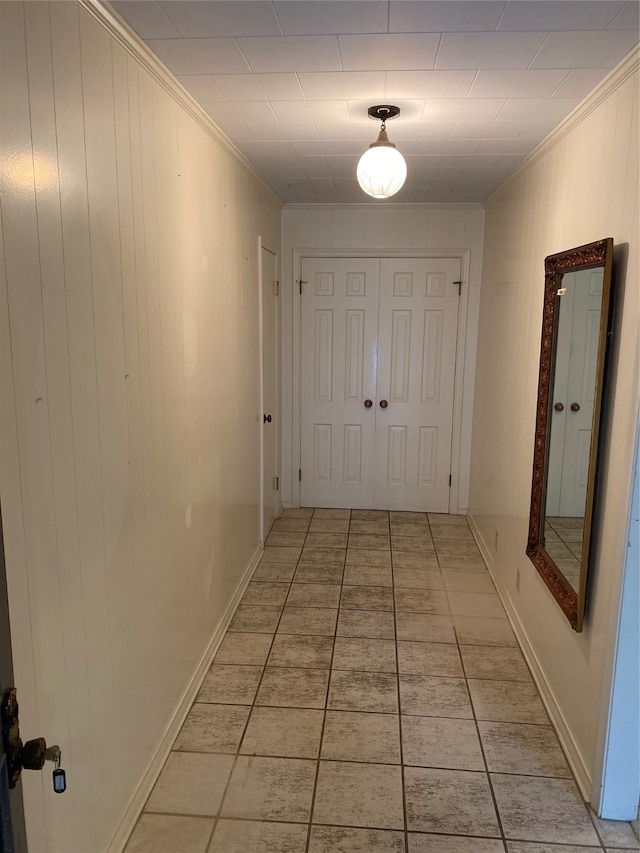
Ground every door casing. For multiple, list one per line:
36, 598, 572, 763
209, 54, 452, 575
259, 239, 280, 540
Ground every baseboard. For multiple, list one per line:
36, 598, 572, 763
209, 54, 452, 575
467, 513, 593, 800
105, 544, 263, 853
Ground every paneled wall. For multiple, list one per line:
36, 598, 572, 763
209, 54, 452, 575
0, 3, 281, 851
281, 204, 485, 510
469, 53, 638, 808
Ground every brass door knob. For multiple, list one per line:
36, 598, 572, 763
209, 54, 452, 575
364, 399, 373, 408
554, 402, 564, 412
570, 402, 581, 412
379, 400, 388, 409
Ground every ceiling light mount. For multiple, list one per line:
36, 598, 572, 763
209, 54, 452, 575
357, 105, 407, 199
367, 104, 401, 128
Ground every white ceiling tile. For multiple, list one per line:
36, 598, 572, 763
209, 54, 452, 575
348, 99, 426, 122
385, 70, 476, 98
177, 76, 226, 105
530, 31, 639, 69
468, 69, 569, 98
237, 35, 341, 73
338, 34, 440, 71
207, 101, 278, 124
497, 2, 625, 32
111, 2, 179, 38
451, 121, 526, 139
389, 1, 507, 33
271, 100, 351, 123
495, 154, 527, 169
440, 155, 501, 169
211, 73, 304, 101
245, 123, 319, 140
292, 140, 356, 156
237, 140, 297, 158
423, 98, 506, 121
315, 122, 380, 141
274, 1, 388, 35
498, 97, 581, 122
145, 38, 251, 75
517, 121, 559, 140
298, 71, 386, 100
608, 2, 640, 30
373, 121, 456, 140
414, 139, 480, 155
435, 32, 549, 69
550, 68, 611, 98
209, 123, 255, 141
158, 1, 282, 37
475, 139, 537, 154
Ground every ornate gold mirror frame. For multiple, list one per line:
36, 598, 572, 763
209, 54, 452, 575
527, 238, 614, 631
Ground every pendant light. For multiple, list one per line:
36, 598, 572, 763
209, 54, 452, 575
357, 105, 407, 199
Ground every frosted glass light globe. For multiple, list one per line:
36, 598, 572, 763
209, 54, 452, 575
357, 139, 407, 199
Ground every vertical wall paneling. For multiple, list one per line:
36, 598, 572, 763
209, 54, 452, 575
0, 3, 282, 850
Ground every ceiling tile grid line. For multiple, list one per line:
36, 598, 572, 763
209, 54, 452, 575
111, 0, 639, 203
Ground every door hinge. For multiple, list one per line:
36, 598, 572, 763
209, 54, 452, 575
273, 280, 279, 296
453, 280, 463, 295
272, 476, 280, 491
298, 468, 302, 481
298, 279, 307, 294
449, 474, 452, 487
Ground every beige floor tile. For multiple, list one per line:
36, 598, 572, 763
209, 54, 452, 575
267, 634, 334, 668
313, 508, 351, 518
261, 545, 302, 563
350, 520, 390, 535
174, 703, 249, 753
397, 640, 463, 677
396, 613, 456, 644
209, 819, 307, 853
286, 582, 341, 608
305, 532, 348, 549
405, 767, 500, 836
277, 606, 338, 636
124, 814, 213, 853
431, 526, 475, 542
146, 752, 233, 816
348, 533, 391, 550
491, 774, 600, 845
395, 588, 449, 615
392, 552, 440, 570
461, 646, 532, 682
294, 563, 344, 583
390, 521, 434, 538
351, 509, 389, 521
399, 675, 472, 718
328, 670, 398, 713
310, 826, 405, 852
309, 517, 350, 532
506, 843, 605, 853
343, 564, 393, 586
442, 571, 495, 594
435, 541, 482, 557
468, 679, 548, 724
402, 716, 485, 771
265, 531, 307, 547
221, 756, 316, 822
454, 615, 518, 647
392, 536, 436, 554
322, 710, 401, 764
299, 547, 346, 567
241, 582, 289, 607
253, 562, 296, 582
447, 591, 505, 619
478, 721, 571, 777
333, 636, 397, 673
341, 584, 394, 611
240, 706, 324, 758
271, 517, 311, 532
313, 761, 404, 829
391, 511, 429, 524
198, 665, 263, 705
410, 833, 505, 852
228, 605, 282, 633
428, 513, 469, 526
336, 609, 396, 639
393, 567, 444, 589
282, 508, 314, 519
214, 632, 273, 665
346, 548, 392, 568
256, 667, 329, 709
591, 814, 640, 848
438, 554, 487, 571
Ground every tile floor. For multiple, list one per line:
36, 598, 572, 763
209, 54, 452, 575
125, 509, 638, 853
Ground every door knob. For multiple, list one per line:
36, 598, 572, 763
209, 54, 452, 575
379, 400, 388, 409
364, 399, 373, 408
570, 402, 580, 412
554, 402, 564, 412
263, 414, 272, 423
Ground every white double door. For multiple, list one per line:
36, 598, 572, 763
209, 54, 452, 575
301, 256, 461, 511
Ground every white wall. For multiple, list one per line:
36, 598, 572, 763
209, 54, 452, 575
0, 3, 281, 851
469, 51, 638, 809
281, 203, 485, 511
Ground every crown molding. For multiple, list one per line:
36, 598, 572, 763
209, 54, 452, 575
284, 202, 485, 210
486, 44, 639, 204
79, 0, 283, 208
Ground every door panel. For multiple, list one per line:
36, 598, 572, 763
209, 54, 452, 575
261, 247, 279, 536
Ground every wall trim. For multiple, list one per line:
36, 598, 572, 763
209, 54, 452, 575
467, 513, 593, 800
487, 45, 640, 204
104, 544, 263, 853
291, 247, 471, 512
80, 0, 282, 208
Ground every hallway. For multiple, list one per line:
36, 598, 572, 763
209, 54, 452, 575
124, 510, 636, 853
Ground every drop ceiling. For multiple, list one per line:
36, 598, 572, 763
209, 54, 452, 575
111, 0, 639, 204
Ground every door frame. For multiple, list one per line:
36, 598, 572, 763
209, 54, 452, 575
292, 248, 472, 512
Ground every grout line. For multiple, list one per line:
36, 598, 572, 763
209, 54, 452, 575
391, 520, 410, 853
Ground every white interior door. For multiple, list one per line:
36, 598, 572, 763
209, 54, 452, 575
261, 246, 279, 535
300, 256, 460, 511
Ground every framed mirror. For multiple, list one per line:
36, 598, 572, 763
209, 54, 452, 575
527, 238, 614, 631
